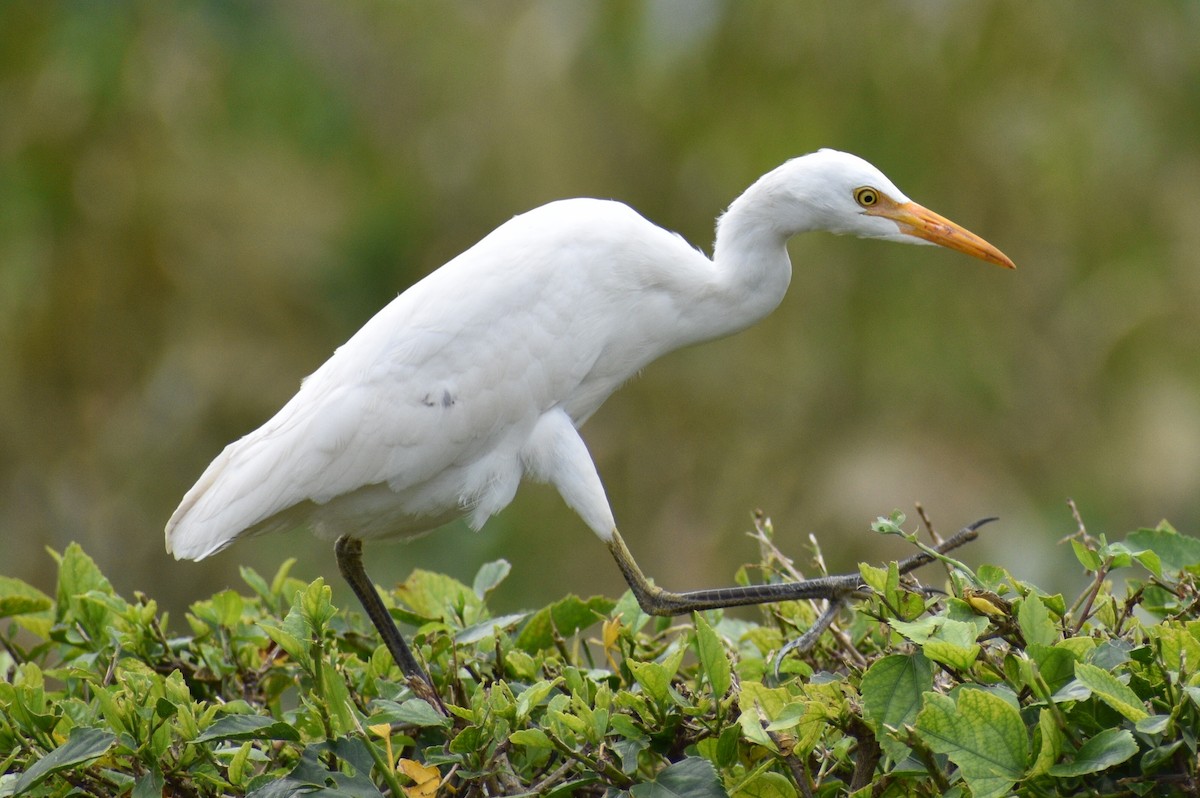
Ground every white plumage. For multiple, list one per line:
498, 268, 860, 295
166, 150, 1012, 566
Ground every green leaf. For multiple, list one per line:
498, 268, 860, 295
268, 557, 297, 593
860, 653, 932, 761
210, 589, 244, 628
1048, 728, 1138, 777
394, 569, 480, 621
0, 576, 53, 620
731, 769, 797, 798
257, 619, 307, 667
299, 578, 337, 632
132, 768, 165, 798
871, 511, 907, 536
247, 741, 383, 798
915, 689, 1028, 798
13, 726, 116, 796
1027, 644, 1077, 693
739, 681, 793, 719
195, 714, 301, 743
628, 646, 686, 710
737, 706, 778, 752
455, 611, 528, 645
1017, 594, 1058, 647
694, 613, 732, 699
515, 678, 561, 721
1071, 539, 1102, 571
516, 594, 614, 652
1135, 714, 1171, 735
858, 563, 889, 594
54, 543, 114, 637
472, 559, 511, 598
1073, 662, 1148, 722
239, 564, 273, 604
630, 756, 728, 798
1030, 707, 1064, 777
1126, 523, 1200, 575
907, 618, 981, 671
369, 698, 452, 728
510, 728, 554, 749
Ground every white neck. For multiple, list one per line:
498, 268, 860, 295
676, 167, 804, 346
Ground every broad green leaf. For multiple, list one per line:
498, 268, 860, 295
12, 727, 116, 795
393, 569, 480, 621
299, 578, 337, 632
1073, 662, 1148, 722
510, 728, 554, 749
239, 565, 273, 604
1147, 622, 1200, 673
694, 612, 732, 699
858, 563, 889, 594
1027, 644, 1076, 693
1135, 714, 1171, 735
368, 698, 452, 729
228, 741, 253, 788
131, 768, 165, 798
860, 653, 932, 761
915, 689, 1028, 798
195, 714, 301, 743
630, 756, 727, 798
1030, 708, 1063, 777
54, 543, 114, 637
1126, 523, 1200, 575
472, 559, 511, 598
455, 611, 528, 645
319, 651, 356, 736
737, 706, 778, 752
247, 742, 383, 798
763, 702, 806, 732
0, 576, 52, 620
516, 595, 614, 652
919, 619, 982, 671
1071, 539, 1102, 571
739, 681, 792, 719
1048, 728, 1138, 777
210, 589, 244, 628
1017, 594, 1058, 647
257, 620, 307, 667
268, 558, 299, 601
731, 769, 797, 798
628, 647, 686, 709
515, 678, 561, 721
887, 615, 940, 643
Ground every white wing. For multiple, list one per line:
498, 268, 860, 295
165, 198, 707, 560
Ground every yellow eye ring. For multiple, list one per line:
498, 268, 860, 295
854, 187, 879, 208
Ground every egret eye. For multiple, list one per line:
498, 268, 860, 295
854, 187, 879, 208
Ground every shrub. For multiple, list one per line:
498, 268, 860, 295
2, 512, 1198, 796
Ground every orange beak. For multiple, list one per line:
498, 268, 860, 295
870, 196, 1015, 269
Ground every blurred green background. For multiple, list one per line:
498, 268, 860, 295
3, 2, 1198, 622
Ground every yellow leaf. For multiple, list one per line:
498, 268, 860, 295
399, 758, 441, 798
367, 723, 393, 738
602, 614, 623, 671
964, 589, 1011, 618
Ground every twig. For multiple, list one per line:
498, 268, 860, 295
1059, 498, 1089, 544
914, 502, 942, 546
528, 759, 575, 795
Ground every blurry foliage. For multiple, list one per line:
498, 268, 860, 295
0, 2, 1199, 618
5, 514, 1200, 795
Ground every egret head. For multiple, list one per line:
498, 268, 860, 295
770, 149, 1015, 269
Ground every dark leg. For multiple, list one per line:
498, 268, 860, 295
607, 518, 993, 616
334, 535, 444, 710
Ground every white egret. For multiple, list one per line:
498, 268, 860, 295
166, 149, 1013, 697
